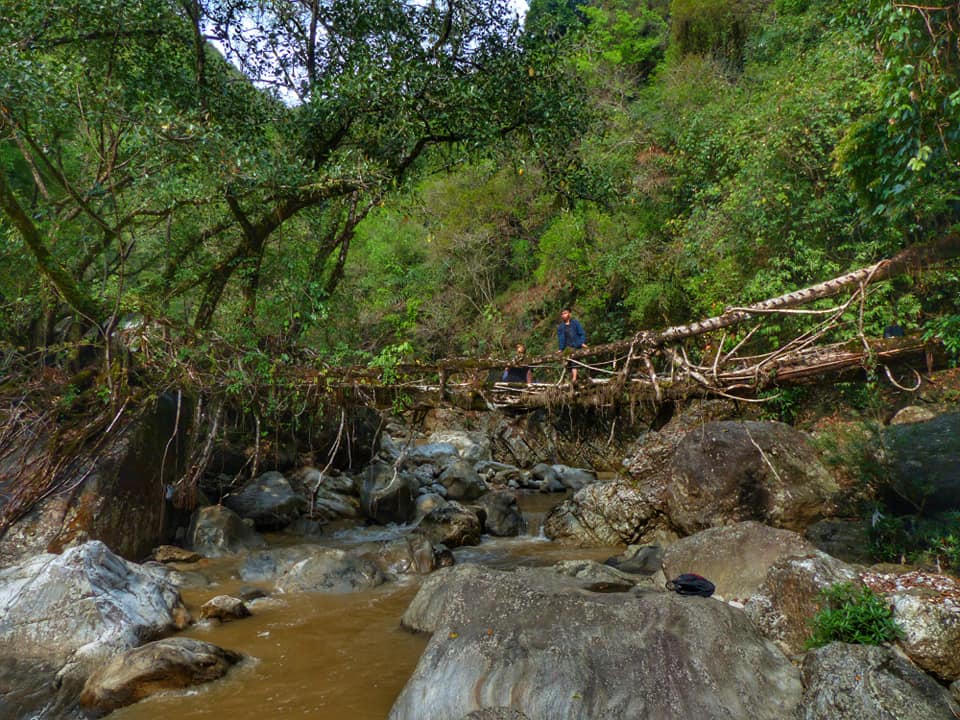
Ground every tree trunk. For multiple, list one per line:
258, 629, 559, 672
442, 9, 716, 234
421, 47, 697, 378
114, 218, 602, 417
0, 172, 102, 323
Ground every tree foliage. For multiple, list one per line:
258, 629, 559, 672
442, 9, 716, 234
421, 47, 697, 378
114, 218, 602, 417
835, 0, 960, 232
3, 0, 958, 367
0, 0, 586, 348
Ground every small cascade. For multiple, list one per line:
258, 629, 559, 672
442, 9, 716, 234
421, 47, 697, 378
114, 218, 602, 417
516, 490, 568, 540
521, 509, 548, 539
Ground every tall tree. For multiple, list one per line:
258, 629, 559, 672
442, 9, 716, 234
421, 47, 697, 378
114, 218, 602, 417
0, 0, 586, 344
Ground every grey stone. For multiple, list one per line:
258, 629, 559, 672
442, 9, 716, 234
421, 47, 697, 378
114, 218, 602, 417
199, 595, 250, 623
391, 564, 801, 720
891, 588, 960, 681
187, 505, 267, 558
744, 551, 861, 654
798, 642, 955, 719
407, 442, 460, 464
665, 421, 838, 533
0, 542, 189, 718
275, 548, 386, 593
415, 493, 447, 521
360, 460, 419, 525
79, 637, 242, 717
238, 545, 316, 582
357, 534, 437, 577
427, 431, 492, 462
544, 478, 665, 546
438, 459, 487, 501
416, 501, 482, 549
222, 470, 307, 531
476, 491, 525, 537
662, 521, 817, 602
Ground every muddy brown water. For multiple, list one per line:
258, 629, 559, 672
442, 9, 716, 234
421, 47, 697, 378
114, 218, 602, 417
111, 493, 617, 720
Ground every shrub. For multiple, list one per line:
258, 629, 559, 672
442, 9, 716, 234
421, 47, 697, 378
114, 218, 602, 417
670, 0, 771, 68
806, 582, 902, 649
868, 512, 960, 568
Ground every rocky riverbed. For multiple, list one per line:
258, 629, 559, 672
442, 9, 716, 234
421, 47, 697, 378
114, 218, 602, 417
2, 400, 960, 718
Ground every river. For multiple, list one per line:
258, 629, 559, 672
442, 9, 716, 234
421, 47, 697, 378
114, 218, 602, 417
111, 494, 617, 720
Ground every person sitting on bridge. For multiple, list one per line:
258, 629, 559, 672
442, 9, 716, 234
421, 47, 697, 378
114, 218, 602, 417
502, 343, 533, 384
557, 307, 588, 383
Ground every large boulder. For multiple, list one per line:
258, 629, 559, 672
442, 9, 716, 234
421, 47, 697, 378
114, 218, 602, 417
360, 460, 420, 525
416, 501, 482, 549
437, 459, 488, 501
798, 642, 956, 719
665, 421, 838, 533
890, 587, 960, 681
356, 534, 439, 577
78, 637, 242, 717
744, 551, 862, 654
391, 564, 801, 720
427, 431, 492, 462
621, 399, 740, 483
288, 468, 360, 523
546, 401, 745, 547
0, 541, 189, 719
222, 470, 307, 530
662, 522, 818, 602
860, 569, 960, 682
880, 412, 960, 513
543, 478, 667, 546
274, 547, 386, 594
475, 491, 525, 537
0, 393, 190, 566
186, 504, 267, 558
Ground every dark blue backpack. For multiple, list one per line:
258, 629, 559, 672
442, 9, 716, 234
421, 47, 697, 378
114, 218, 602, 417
666, 573, 715, 597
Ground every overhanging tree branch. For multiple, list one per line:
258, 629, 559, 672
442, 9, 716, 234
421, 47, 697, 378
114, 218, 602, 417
0, 172, 102, 321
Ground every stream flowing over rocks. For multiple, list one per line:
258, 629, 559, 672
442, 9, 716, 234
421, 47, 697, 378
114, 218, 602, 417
1, 400, 959, 718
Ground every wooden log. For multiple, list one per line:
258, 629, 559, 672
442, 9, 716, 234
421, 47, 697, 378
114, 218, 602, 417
557, 233, 960, 363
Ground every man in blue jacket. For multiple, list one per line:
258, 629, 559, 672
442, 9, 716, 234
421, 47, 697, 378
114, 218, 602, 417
557, 307, 587, 383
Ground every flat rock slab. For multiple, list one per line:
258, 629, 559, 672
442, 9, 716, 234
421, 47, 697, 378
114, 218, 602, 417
391, 564, 801, 720
79, 637, 243, 717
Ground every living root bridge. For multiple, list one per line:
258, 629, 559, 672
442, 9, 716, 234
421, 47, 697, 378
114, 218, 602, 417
1, 235, 956, 539
316, 233, 960, 411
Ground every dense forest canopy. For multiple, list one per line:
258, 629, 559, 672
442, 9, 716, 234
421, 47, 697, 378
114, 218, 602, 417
1, 0, 959, 365
0, 0, 584, 345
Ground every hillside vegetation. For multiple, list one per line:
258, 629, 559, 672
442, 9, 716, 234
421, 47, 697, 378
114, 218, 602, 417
2, 0, 959, 366
329, 0, 960, 362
